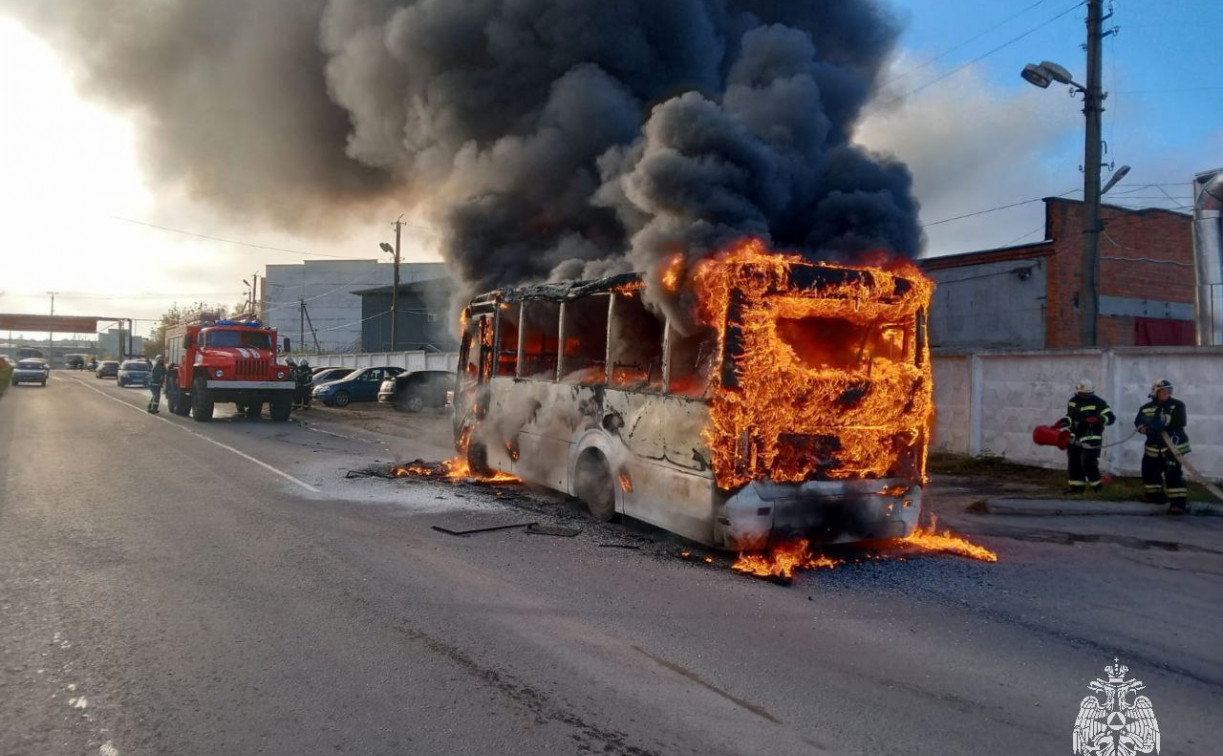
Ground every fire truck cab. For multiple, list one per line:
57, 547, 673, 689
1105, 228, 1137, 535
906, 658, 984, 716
163, 317, 295, 422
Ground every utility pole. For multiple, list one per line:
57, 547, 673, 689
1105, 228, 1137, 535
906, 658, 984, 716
300, 298, 305, 356
392, 217, 402, 352
379, 217, 404, 352
47, 291, 57, 361
1080, 0, 1106, 347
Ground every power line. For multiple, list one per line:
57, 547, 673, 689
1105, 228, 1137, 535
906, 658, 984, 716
883, 1, 1049, 86
110, 215, 443, 259
896, 2, 1087, 100
921, 188, 1079, 228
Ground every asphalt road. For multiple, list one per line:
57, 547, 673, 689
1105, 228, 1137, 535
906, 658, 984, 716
1, 372, 1219, 755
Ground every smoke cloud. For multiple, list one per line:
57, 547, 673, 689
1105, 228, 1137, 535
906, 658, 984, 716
3, 0, 921, 301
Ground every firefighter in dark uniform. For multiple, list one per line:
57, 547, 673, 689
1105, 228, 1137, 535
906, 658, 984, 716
295, 359, 312, 410
1134, 379, 1191, 513
287, 359, 301, 409
147, 355, 166, 414
1054, 378, 1116, 493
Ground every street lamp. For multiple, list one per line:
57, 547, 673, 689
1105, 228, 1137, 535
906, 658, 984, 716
1021, 0, 1112, 347
381, 222, 402, 352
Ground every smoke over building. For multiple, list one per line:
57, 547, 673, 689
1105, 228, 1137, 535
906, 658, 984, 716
4, 0, 922, 308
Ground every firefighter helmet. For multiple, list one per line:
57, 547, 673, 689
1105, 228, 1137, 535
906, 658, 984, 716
1149, 379, 1173, 398
1075, 378, 1094, 394
154, 354, 164, 363
300, 359, 310, 369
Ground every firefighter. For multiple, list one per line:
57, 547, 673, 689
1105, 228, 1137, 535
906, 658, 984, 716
296, 359, 312, 410
1054, 378, 1116, 493
286, 359, 301, 409
1134, 379, 1191, 513
147, 355, 166, 414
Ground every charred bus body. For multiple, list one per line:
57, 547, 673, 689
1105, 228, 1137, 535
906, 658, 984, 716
454, 250, 934, 551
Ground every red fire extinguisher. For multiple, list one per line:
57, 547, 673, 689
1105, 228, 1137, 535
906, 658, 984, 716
1032, 424, 1071, 450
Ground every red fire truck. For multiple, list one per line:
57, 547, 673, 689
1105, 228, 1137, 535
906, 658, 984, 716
163, 317, 295, 422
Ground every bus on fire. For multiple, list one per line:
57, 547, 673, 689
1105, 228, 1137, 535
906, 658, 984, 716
453, 243, 934, 551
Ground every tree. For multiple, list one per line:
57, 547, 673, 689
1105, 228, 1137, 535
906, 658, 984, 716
145, 302, 229, 357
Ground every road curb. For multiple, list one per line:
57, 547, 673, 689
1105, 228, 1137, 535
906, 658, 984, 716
975, 497, 1223, 517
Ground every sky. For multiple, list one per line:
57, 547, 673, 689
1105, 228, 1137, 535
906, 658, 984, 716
0, 0, 1219, 339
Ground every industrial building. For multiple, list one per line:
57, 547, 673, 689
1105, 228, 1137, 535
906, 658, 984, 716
261, 260, 448, 354
921, 196, 1195, 349
353, 279, 458, 353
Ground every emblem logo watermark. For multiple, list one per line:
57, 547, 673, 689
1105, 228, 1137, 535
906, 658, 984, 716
1073, 658, 1160, 755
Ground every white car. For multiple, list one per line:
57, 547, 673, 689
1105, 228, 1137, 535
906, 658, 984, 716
11, 359, 50, 387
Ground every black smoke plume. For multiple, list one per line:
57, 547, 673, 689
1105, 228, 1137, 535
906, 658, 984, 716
3, 0, 921, 305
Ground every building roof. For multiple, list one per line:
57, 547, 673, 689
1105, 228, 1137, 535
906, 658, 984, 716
920, 240, 1054, 271
351, 276, 454, 296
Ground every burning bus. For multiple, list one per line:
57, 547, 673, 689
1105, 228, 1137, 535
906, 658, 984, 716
453, 240, 934, 551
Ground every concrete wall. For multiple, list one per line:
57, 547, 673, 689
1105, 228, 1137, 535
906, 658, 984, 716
309, 350, 459, 373
926, 256, 1048, 349
931, 347, 1223, 481
262, 260, 449, 353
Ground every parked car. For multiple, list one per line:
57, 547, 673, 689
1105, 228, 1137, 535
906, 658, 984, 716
310, 367, 354, 387
379, 370, 453, 412
313, 366, 404, 407
64, 353, 87, 370
95, 360, 120, 379
117, 359, 151, 388
310, 365, 341, 375
12, 359, 50, 386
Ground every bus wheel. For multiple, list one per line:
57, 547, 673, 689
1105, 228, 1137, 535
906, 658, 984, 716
467, 442, 492, 477
574, 450, 616, 522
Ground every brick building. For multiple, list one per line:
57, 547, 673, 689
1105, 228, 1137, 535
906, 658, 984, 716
921, 197, 1194, 349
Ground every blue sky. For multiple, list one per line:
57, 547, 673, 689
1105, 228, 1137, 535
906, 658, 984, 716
869, 0, 1221, 255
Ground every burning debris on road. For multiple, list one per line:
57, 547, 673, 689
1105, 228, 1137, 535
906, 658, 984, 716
730, 521, 997, 585
391, 458, 520, 485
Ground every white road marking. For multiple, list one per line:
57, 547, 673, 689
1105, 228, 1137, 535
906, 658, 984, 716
68, 376, 321, 493
307, 426, 361, 441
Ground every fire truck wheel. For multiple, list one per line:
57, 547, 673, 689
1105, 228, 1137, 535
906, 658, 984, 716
331, 390, 351, 408
574, 450, 616, 522
269, 393, 292, 421
191, 376, 214, 422
245, 402, 263, 419
170, 388, 191, 416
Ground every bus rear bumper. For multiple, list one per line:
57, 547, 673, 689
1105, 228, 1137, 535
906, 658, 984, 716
716, 479, 921, 552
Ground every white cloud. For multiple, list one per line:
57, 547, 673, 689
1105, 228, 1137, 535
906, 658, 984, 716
855, 60, 1080, 257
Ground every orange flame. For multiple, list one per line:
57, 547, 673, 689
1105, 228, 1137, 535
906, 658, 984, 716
691, 239, 934, 489
660, 254, 685, 293
392, 427, 520, 484
618, 472, 632, 492
731, 540, 841, 580
391, 457, 520, 484
901, 519, 997, 562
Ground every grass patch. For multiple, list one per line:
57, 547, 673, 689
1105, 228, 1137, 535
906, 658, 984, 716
928, 451, 1215, 502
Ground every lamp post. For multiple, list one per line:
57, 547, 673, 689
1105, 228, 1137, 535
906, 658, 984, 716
1021, 0, 1114, 347
380, 216, 404, 352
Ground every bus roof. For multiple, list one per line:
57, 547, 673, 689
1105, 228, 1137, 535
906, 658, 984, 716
469, 258, 922, 306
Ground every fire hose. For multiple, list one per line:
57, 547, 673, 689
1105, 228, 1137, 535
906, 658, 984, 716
1158, 431, 1223, 502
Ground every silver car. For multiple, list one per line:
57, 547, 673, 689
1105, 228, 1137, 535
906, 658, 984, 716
11, 359, 49, 387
